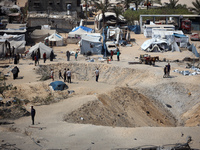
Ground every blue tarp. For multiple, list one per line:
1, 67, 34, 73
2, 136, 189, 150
128, 25, 141, 34
50, 81, 68, 91
174, 33, 187, 38
72, 26, 93, 32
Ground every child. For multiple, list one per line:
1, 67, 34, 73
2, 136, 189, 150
75, 52, 78, 61
59, 70, 63, 79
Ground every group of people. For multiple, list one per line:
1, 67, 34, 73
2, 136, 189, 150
31, 48, 55, 66
66, 51, 78, 61
163, 63, 171, 78
50, 68, 72, 83
109, 50, 121, 61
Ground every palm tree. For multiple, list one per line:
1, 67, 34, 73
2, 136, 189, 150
164, 0, 179, 9
94, 0, 111, 28
132, 0, 143, 11
113, 6, 123, 25
190, 0, 200, 14
123, 0, 132, 10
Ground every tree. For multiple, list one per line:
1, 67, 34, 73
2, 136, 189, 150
123, 0, 132, 10
189, 0, 200, 14
94, 0, 111, 28
113, 6, 123, 25
132, 0, 143, 11
164, 0, 179, 9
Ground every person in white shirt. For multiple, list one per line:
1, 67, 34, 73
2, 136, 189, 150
67, 68, 71, 83
95, 68, 99, 82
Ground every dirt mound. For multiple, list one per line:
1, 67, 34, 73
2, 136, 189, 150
0, 105, 30, 120
64, 87, 177, 127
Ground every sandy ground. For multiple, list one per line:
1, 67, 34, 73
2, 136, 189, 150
1, 27, 200, 149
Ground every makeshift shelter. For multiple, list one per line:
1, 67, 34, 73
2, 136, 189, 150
45, 33, 64, 46
50, 81, 68, 91
10, 41, 26, 54
68, 26, 93, 37
26, 42, 53, 59
174, 33, 189, 48
80, 35, 102, 55
0, 40, 6, 57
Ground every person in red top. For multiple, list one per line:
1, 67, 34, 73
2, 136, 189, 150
43, 52, 46, 63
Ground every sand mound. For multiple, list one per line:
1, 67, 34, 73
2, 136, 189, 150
64, 87, 177, 127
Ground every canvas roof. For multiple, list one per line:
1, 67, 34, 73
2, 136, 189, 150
26, 42, 52, 59
46, 33, 63, 41
68, 26, 93, 37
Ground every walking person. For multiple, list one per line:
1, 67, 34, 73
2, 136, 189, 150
95, 68, 99, 82
66, 51, 70, 61
51, 69, 54, 81
63, 68, 67, 82
43, 52, 46, 63
67, 69, 71, 83
75, 52, 78, 61
31, 106, 36, 125
117, 50, 120, 61
163, 65, 168, 78
167, 63, 171, 77
59, 70, 63, 79
110, 50, 113, 61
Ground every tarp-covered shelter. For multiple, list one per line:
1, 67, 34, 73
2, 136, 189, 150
26, 42, 53, 59
50, 81, 68, 91
68, 26, 93, 37
0, 40, 6, 57
80, 34, 102, 54
45, 33, 64, 46
30, 29, 56, 43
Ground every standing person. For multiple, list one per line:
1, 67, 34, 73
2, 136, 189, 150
43, 52, 46, 63
50, 50, 54, 61
95, 68, 99, 82
167, 63, 171, 77
110, 50, 113, 61
67, 69, 71, 83
37, 48, 40, 60
11, 66, 19, 80
163, 65, 168, 78
17, 53, 20, 64
117, 50, 120, 61
31, 51, 35, 61
59, 70, 63, 79
51, 69, 54, 81
14, 54, 18, 64
75, 52, 78, 61
66, 51, 70, 61
31, 106, 36, 125
34, 54, 39, 66
63, 68, 67, 82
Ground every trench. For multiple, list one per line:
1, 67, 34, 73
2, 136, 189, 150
37, 62, 200, 127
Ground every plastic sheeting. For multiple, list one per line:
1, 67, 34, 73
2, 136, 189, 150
128, 25, 141, 34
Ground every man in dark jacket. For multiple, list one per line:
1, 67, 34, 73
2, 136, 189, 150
31, 106, 36, 125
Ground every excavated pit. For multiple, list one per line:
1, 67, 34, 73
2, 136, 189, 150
36, 63, 200, 127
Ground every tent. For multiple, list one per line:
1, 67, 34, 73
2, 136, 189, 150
50, 81, 68, 91
80, 34, 102, 54
45, 33, 64, 46
26, 42, 53, 59
10, 40, 26, 54
68, 26, 93, 37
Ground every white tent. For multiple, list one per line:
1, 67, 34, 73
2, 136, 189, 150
26, 42, 53, 59
45, 33, 64, 46
10, 40, 26, 54
80, 35, 102, 54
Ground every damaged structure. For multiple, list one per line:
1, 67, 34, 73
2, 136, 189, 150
27, 0, 81, 29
